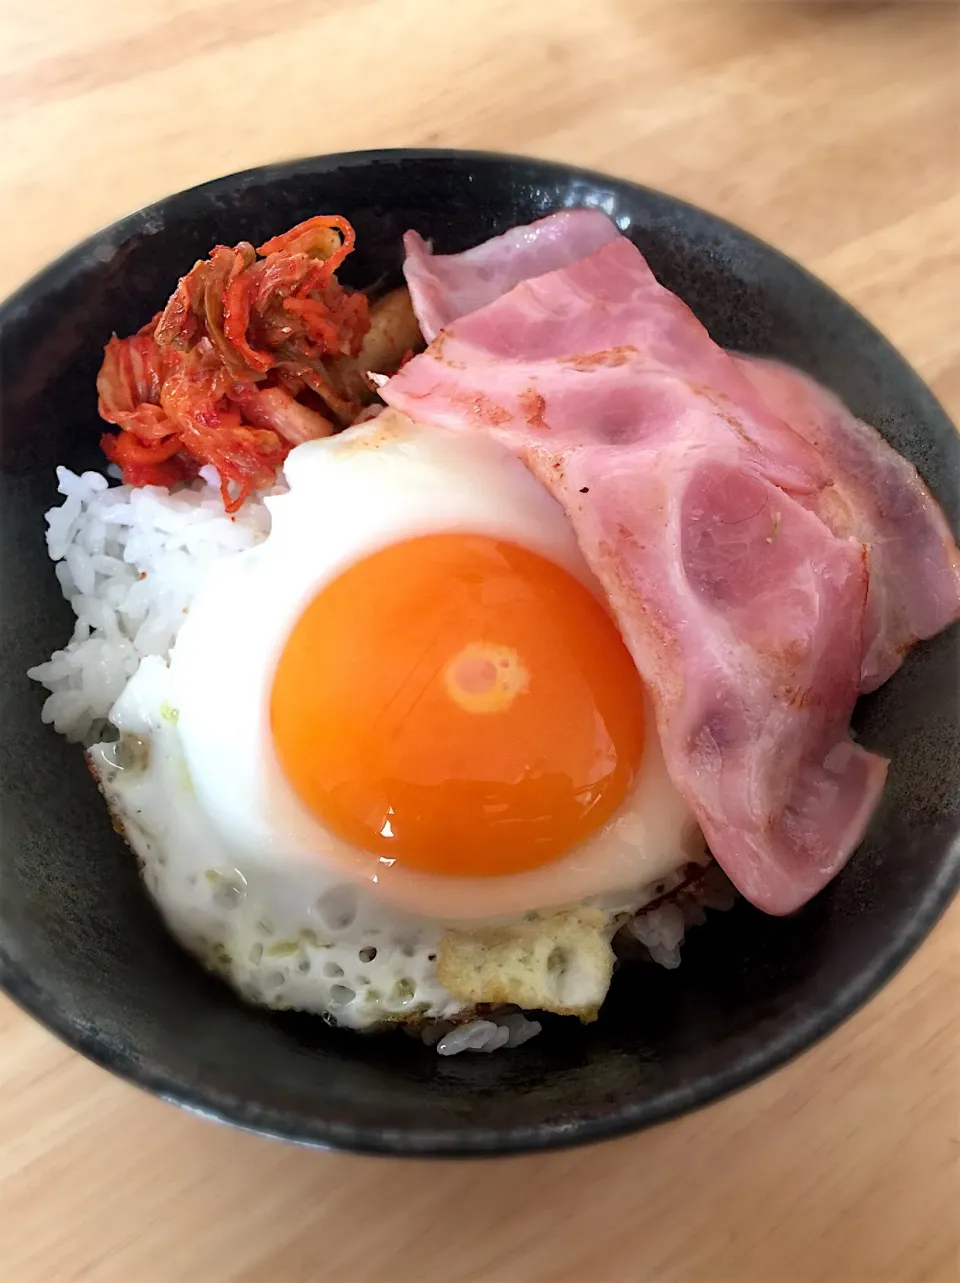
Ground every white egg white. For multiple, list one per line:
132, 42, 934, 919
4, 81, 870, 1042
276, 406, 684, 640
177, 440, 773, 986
91, 413, 705, 1031
92, 656, 461, 1030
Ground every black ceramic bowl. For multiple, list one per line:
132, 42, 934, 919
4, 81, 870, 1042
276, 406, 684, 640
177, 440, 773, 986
1, 150, 958, 1157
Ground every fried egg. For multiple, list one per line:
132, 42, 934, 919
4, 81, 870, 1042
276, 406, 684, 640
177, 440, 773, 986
91, 412, 704, 1030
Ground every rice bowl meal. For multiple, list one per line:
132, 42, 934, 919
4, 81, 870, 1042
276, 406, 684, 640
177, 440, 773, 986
27, 205, 960, 1059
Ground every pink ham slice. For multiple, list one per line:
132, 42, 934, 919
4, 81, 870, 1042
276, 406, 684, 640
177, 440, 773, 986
733, 356, 960, 692
402, 209, 621, 344
403, 215, 960, 697
383, 235, 891, 914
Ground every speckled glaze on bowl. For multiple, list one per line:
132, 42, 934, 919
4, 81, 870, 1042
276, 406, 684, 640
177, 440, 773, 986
1, 150, 958, 1157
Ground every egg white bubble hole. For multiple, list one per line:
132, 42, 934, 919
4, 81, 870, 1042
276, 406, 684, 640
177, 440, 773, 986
32, 425, 729, 1052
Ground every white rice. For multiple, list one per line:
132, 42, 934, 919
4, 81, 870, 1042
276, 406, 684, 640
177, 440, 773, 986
29, 467, 735, 1055
431, 1010, 543, 1055
625, 863, 736, 968
27, 467, 274, 744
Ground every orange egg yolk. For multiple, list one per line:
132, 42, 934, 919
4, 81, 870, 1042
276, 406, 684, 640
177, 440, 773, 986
270, 534, 645, 878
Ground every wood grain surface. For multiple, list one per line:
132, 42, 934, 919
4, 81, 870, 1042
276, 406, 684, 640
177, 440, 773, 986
1, 2, 958, 1280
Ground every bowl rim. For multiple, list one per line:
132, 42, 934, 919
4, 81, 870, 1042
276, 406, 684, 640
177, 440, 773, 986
2, 147, 959, 1158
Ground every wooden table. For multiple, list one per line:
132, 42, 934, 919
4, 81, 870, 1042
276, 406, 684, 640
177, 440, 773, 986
1, 2, 958, 1280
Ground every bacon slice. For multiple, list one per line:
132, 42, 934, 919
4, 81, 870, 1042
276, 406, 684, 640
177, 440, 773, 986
383, 235, 892, 914
401, 212, 960, 698
734, 356, 960, 691
402, 209, 621, 344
